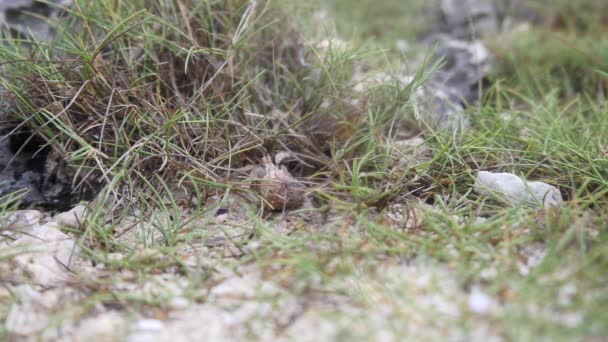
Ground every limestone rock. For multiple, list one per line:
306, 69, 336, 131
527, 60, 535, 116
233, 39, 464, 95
10, 222, 79, 286
54, 204, 88, 229
4, 285, 51, 336
72, 311, 127, 342
5, 284, 83, 337
474, 171, 563, 208
468, 286, 497, 314
2, 209, 43, 231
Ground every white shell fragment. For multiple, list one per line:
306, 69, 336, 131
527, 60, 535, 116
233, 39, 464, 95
474, 171, 563, 208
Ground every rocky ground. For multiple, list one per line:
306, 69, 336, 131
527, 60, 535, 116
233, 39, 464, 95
1, 194, 561, 341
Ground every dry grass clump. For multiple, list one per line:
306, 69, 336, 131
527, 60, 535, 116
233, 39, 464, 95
1, 0, 418, 209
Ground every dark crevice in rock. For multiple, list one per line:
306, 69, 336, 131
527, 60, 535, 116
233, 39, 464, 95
1, 1, 87, 210
0, 125, 82, 211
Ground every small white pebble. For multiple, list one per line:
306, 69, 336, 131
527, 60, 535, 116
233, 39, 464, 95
135, 319, 164, 332
215, 213, 229, 223
479, 267, 497, 281
558, 283, 577, 307
474, 217, 488, 224
468, 287, 495, 314
396, 39, 410, 52
561, 311, 584, 328
108, 253, 124, 262
169, 297, 189, 310
394, 137, 425, 149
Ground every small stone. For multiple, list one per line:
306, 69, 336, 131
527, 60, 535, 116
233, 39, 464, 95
5, 302, 49, 336
479, 267, 497, 281
4, 285, 56, 336
561, 311, 584, 328
468, 287, 495, 314
474, 171, 563, 208
54, 204, 89, 229
558, 283, 577, 307
108, 253, 125, 262
396, 39, 410, 52
215, 213, 229, 224
169, 297, 190, 311
134, 319, 165, 332
474, 217, 488, 224
128, 319, 166, 342
10, 222, 79, 286
73, 311, 126, 341
131, 248, 165, 264
2, 210, 43, 231
394, 137, 425, 149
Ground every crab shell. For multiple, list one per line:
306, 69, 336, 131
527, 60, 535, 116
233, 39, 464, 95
252, 156, 305, 211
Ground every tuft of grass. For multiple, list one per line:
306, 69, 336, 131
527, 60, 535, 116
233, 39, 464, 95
0, 0, 428, 288
0, 0, 425, 210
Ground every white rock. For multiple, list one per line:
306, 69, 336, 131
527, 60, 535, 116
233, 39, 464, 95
135, 319, 165, 332
54, 204, 89, 229
169, 297, 190, 311
396, 39, 410, 52
108, 252, 125, 262
468, 287, 495, 314
2, 210, 42, 231
210, 274, 258, 300
5, 301, 49, 336
558, 283, 577, 307
315, 38, 347, 52
479, 267, 497, 281
474, 217, 488, 224
73, 311, 126, 341
129, 319, 167, 342
474, 171, 563, 208
215, 213, 229, 224
561, 311, 584, 328
10, 222, 79, 286
394, 137, 425, 149
4, 285, 66, 336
